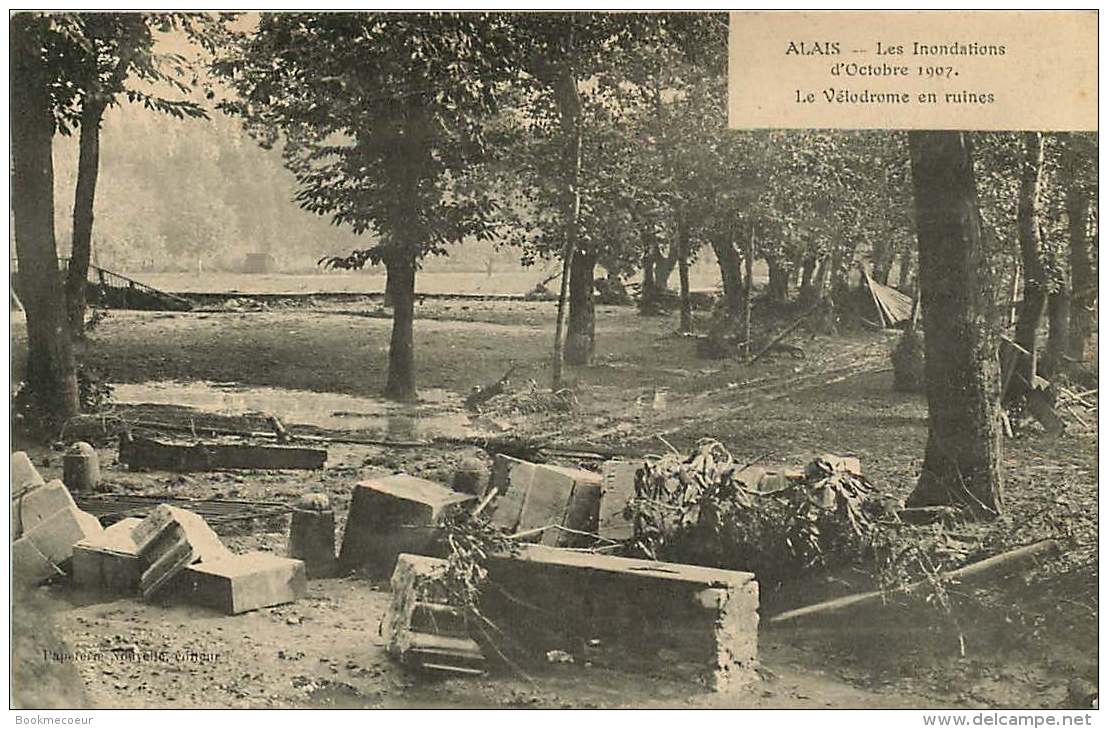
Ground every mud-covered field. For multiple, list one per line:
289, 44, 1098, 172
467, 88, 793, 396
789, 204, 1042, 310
10, 298, 1098, 709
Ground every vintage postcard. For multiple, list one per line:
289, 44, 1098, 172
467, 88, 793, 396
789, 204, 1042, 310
8, 8, 1099, 718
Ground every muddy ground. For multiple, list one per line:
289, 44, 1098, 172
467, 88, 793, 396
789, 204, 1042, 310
10, 299, 1098, 709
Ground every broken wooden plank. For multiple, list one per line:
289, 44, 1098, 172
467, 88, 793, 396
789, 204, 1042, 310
118, 433, 326, 472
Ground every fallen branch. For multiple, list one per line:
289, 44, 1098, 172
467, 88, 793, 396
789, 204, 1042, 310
768, 539, 1060, 625
749, 303, 821, 364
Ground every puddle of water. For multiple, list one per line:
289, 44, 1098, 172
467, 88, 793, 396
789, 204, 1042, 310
112, 380, 492, 440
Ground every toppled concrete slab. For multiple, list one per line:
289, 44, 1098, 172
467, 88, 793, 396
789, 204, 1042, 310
12, 475, 103, 586
132, 505, 231, 600
119, 434, 327, 472
181, 551, 307, 614
483, 545, 759, 691
72, 517, 144, 593
490, 455, 602, 546
384, 554, 485, 675
338, 475, 475, 577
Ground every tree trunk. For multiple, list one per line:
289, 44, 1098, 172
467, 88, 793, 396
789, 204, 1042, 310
799, 254, 819, 304
1011, 132, 1047, 400
710, 235, 743, 320
654, 243, 678, 291
812, 254, 831, 302
1042, 287, 1070, 379
639, 235, 657, 311
382, 253, 417, 402
676, 212, 692, 333
897, 249, 916, 293
11, 16, 80, 425
871, 239, 897, 285
1065, 144, 1095, 364
743, 226, 754, 359
565, 248, 596, 366
766, 254, 790, 305
905, 131, 1003, 518
551, 54, 582, 389
65, 100, 107, 338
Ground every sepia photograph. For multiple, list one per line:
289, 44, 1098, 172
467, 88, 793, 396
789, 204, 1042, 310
7, 8, 1100, 714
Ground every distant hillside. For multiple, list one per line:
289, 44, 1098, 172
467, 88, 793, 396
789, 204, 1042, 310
50, 105, 527, 275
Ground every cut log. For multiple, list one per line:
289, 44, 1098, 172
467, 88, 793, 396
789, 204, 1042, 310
119, 433, 326, 472
769, 539, 1060, 624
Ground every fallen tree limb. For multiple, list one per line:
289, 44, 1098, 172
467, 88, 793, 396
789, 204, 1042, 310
749, 303, 821, 364
768, 539, 1061, 625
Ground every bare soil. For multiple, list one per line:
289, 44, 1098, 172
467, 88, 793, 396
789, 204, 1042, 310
9, 299, 1098, 709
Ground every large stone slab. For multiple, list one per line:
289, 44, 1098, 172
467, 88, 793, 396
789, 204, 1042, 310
13, 504, 102, 585
72, 517, 144, 593
338, 474, 475, 577
180, 552, 307, 614
119, 434, 327, 472
483, 545, 759, 691
490, 455, 602, 546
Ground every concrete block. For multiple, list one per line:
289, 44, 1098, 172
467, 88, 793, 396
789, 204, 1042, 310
15, 480, 78, 536
338, 475, 475, 577
63, 442, 101, 492
599, 460, 639, 540
19, 504, 103, 573
72, 517, 143, 593
384, 554, 485, 675
11, 451, 45, 495
12, 534, 64, 586
181, 552, 306, 614
288, 496, 337, 578
482, 545, 759, 691
490, 455, 602, 546
132, 505, 231, 600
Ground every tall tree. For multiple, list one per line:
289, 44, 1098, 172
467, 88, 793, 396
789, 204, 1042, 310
59, 13, 217, 337
11, 14, 80, 423
1062, 133, 1098, 366
905, 131, 1004, 517
220, 13, 514, 401
1010, 131, 1048, 398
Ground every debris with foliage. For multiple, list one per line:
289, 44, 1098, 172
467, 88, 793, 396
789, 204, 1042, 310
624, 440, 884, 585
